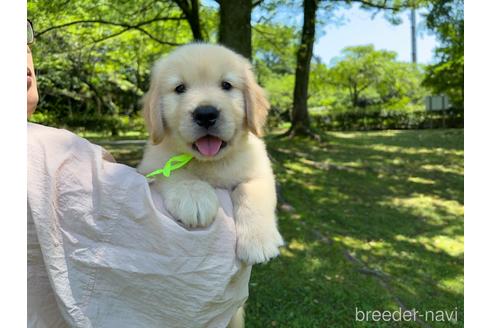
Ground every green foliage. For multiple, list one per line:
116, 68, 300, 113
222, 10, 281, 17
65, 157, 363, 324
258, 34, 433, 131
28, 0, 215, 124
308, 62, 338, 109
29, 0, 463, 133
30, 111, 147, 136
422, 0, 464, 110
265, 74, 295, 111
328, 45, 426, 113
253, 23, 299, 77
251, 22, 300, 126
313, 109, 463, 131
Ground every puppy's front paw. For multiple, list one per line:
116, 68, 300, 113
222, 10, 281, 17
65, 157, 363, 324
164, 181, 219, 228
236, 223, 284, 265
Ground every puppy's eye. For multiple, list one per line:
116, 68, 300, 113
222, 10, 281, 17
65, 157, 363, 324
221, 81, 232, 91
175, 84, 186, 94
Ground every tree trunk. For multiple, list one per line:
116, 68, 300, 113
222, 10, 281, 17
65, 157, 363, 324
187, 0, 202, 41
352, 84, 359, 108
174, 0, 203, 41
218, 0, 252, 59
288, 0, 318, 136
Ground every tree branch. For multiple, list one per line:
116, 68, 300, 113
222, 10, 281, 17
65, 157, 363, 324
253, 0, 265, 7
172, 0, 203, 40
354, 0, 399, 10
36, 16, 185, 38
130, 27, 183, 46
57, 26, 182, 54
173, 0, 191, 15
330, 0, 412, 11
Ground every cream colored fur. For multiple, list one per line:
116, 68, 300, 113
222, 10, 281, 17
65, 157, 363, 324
137, 43, 284, 326
228, 305, 245, 328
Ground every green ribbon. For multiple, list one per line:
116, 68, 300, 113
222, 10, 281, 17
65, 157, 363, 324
145, 153, 194, 178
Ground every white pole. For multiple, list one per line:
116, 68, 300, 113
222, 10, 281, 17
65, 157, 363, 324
411, 8, 417, 63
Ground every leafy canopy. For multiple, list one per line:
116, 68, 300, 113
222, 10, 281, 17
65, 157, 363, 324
422, 0, 464, 110
328, 45, 425, 112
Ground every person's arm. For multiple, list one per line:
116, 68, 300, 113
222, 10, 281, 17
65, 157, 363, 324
27, 123, 250, 328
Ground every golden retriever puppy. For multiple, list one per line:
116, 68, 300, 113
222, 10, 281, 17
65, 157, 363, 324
137, 43, 284, 267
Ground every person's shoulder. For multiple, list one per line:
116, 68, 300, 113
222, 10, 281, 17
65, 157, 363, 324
28, 122, 92, 151
28, 122, 78, 140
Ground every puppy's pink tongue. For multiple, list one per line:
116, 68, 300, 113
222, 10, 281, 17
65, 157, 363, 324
195, 136, 222, 156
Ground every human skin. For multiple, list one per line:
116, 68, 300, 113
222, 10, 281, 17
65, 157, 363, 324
27, 45, 38, 118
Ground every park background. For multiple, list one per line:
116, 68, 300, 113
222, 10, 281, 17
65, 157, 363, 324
28, 0, 464, 327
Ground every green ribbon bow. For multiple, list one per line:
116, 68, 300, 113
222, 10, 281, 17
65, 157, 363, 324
145, 153, 194, 178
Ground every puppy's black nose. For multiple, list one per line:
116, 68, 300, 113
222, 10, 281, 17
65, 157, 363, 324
193, 106, 220, 128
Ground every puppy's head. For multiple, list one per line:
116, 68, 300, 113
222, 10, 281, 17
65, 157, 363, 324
143, 43, 269, 160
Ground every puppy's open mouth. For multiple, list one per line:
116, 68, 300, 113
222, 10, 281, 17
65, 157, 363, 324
192, 135, 227, 157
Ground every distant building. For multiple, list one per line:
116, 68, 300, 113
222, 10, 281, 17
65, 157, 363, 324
425, 95, 452, 111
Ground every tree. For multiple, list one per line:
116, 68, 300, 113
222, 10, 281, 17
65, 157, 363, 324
286, 0, 319, 136
422, 0, 464, 110
173, 0, 204, 41
28, 0, 200, 132
328, 45, 425, 111
331, 46, 390, 109
218, 0, 254, 58
253, 23, 299, 77
252, 22, 299, 113
286, 0, 423, 137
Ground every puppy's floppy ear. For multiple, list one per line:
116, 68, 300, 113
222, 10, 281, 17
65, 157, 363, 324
244, 63, 270, 137
142, 64, 165, 145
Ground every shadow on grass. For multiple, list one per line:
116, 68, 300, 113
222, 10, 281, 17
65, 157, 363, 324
244, 129, 463, 327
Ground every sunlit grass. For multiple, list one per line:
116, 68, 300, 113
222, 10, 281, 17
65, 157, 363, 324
407, 176, 436, 184
421, 163, 463, 175
380, 193, 464, 222
255, 128, 463, 327
79, 130, 147, 139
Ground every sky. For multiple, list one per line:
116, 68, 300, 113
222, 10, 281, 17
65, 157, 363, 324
203, 1, 439, 66
314, 6, 438, 65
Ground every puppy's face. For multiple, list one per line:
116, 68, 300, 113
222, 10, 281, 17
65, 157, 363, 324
143, 44, 269, 161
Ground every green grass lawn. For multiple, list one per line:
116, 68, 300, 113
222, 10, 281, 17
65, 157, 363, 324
90, 128, 464, 327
